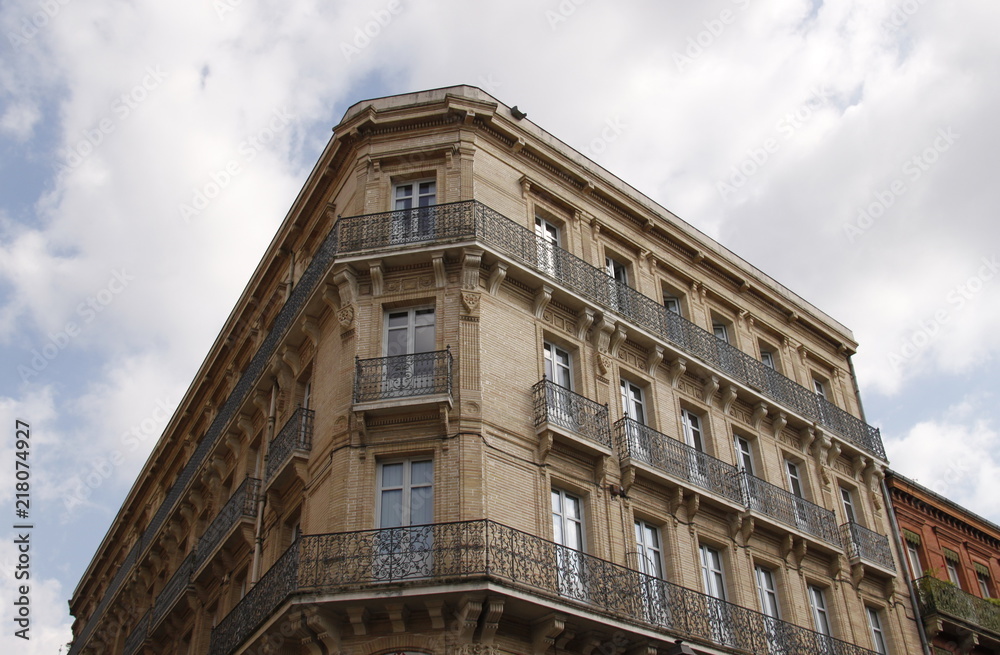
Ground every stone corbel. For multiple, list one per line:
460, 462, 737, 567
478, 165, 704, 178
332, 265, 358, 307
669, 358, 687, 387
576, 307, 595, 340
322, 283, 339, 311
301, 316, 321, 346
593, 315, 615, 353
337, 305, 355, 331
702, 375, 720, 405
533, 285, 553, 319
826, 441, 842, 468
850, 561, 865, 589
281, 345, 301, 378
432, 253, 447, 288
721, 384, 738, 415
685, 491, 701, 520
853, 455, 869, 480
368, 261, 384, 297
487, 261, 507, 295
667, 487, 685, 515
461, 248, 484, 290
608, 324, 627, 358
828, 553, 845, 579
595, 352, 611, 377
800, 426, 815, 455
537, 431, 554, 463
480, 597, 505, 645
385, 603, 409, 633
532, 613, 566, 655
456, 596, 485, 642
346, 606, 369, 636
771, 412, 788, 440
647, 345, 664, 376
730, 511, 754, 544
813, 432, 832, 467
424, 600, 446, 629
224, 432, 243, 460
752, 403, 768, 430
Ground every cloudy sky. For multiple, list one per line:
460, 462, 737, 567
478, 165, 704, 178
1, 0, 998, 651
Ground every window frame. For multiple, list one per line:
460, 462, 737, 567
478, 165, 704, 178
619, 378, 647, 425
808, 584, 832, 636
977, 570, 992, 598
543, 341, 573, 390
551, 488, 585, 551
681, 408, 705, 452
946, 559, 962, 588
393, 178, 437, 210
700, 543, 727, 601
905, 542, 922, 580
840, 486, 857, 524
383, 306, 437, 356
866, 606, 888, 654
734, 434, 755, 475
634, 519, 664, 579
755, 564, 781, 619
376, 458, 434, 529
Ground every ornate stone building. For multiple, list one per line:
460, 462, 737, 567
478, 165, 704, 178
887, 470, 1000, 654
69, 86, 923, 655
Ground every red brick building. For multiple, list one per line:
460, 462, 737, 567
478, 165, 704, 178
887, 470, 1000, 654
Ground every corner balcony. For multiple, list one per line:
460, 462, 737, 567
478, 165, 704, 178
532, 378, 612, 458
192, 477, 261, 577
264, 407, 314, 489
209, 520, 882, 655
840, 521, 895, 574
742, 472, 841, 548
613, 417, 744, 507
352, 349, 453, 413
918, 576, 1000, 645
334, 201, 885, 461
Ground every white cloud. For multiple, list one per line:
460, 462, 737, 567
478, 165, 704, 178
0, 102, 41, 140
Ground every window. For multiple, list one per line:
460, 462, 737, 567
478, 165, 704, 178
392, 180, 436, 242
535, 216, 561, 275
761, 350, 775, 369
755, 565, 780, 618
377, 459, 434, 579
713, 322, 729, 343
302, 380, 312, 409
867, 607, 888, 654
905, 542, 922, 580
840, 487, 856, 524
543, 342, 572, 389
635, 520, 668, 626
552, 489, 586, 600
605, 256, 628, 284
543, 342, 575, 430
813, 378, 827, 399
605, 255, 630, 311
786, 460, 809, 528
664, 294, 681, 314
384, 307, 436, 392
977, 570, 992, 598
620, 379, 649, 460
701, 544, 733, 647
734, 435, 755, 475
946, 560, 962, 588
808, 585, 832, 636
681, 409, 705, 451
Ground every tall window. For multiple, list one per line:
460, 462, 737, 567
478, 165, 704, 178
543, 342, 572, 389
977, 570, 992, 598
700, 545, 726, 601
392, 180, 436, 242
552, 489, 586, 600
302, 380, 312, 409
535, 216, 560, 275
377, 459, 434, 578
384, 308, 436, 393
543, 342, 574, 430
734, 435, 755, 475
808, 585, 832, 637
905, 542, 922, 580
761, 350, 775, 369
813, 378, 827, 399
713, 322, 729, 343
840, 486, 856, 524
636, 520, 668, 627
605, 256, 629, 311
620, 379, 648, 460
681, 409, 705, 451
867, 606, 888, 654
786, 460, 808, 528
664, 294, 681, 314
755, 565, 780, 618
946, 559, 962, 588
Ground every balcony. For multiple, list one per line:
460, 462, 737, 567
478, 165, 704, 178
841, 521, 895, 573
742, 472, 841, 547
352, 348, 453, 412
264, 407, 314, 488
150, 552, 195, 631
122, 610, 149, 655
532, 378, 612, 455
193, 477, 261, 575
210, 520, 881, 655
613, 417, 743, 505
918, 576, 1000, 642
335, 201, 884, 460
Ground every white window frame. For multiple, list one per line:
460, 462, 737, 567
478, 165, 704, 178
377, 459, 434, 529
634, 520, 664, 579
383, 306, 436, 355
808, 585, 831, 636
755, 565, 780, 619
605, 255, 629, 284
761, 350, 775, 369
713, 322, 729, 343
813, 377, 827, 399
620, 378, 646, 424
302, 380, 312, 410
867, 606, 888, 654
946, 560, 962, 588
543, 341, 573, 390
552, 488, 587, 600
906, 542, 922, 580
785, 460, 805, 498
681, 409, 704, 452
734, 435, 755, 475
840, 486, 856, 524
393, 179, 436, 210
700, 544, 727, 601
535, 216, 561, 276
977, 570, 992, 598
391, 179, 437, 243
663, 294, 681, 315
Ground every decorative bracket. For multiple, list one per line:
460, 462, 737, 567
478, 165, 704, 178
721, 384, 738, 415
647, 345, 664, 376
432, 254, 447, 288
487, 261, 507, 295
533, 285, 553, 319
668, 358, 687, 387
702, 375, 720, 405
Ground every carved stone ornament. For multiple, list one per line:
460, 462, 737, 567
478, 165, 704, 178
461, 292, 480, 314
337, 305, 355, 329
596, 353, 611, 376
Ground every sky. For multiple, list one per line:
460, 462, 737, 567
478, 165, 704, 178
0, 0, 998, 651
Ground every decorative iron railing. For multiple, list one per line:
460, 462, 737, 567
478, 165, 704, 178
742, 473, 841, 546
122, 609, 149, 655
918, 575, 1000, 638
193, 477, 261, 572
335, 201, 884, 460
209, 520, 880, 655
150, 552, 195, 630
264, 407, 314, 485
841, 521, 895, 571
613, 417, 743, 504
353, 348, 453, 404
532, 378, 612, 449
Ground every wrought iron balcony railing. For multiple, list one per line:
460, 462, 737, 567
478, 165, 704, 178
335, 201, 884, 460
353, 348, 453, 404
918, 575, 1000, 638
122, 610, 149, 655
532, 378, 612, 450
264, 407, 314, 485
742, 472, 841, 546
841, 521, 895, 571
150, 551, 195, 630
210, 520, 880, 655
193, 477, 261, 573
613, 417, 743, 504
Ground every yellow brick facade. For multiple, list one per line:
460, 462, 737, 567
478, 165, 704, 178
69, 86, 925, 655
